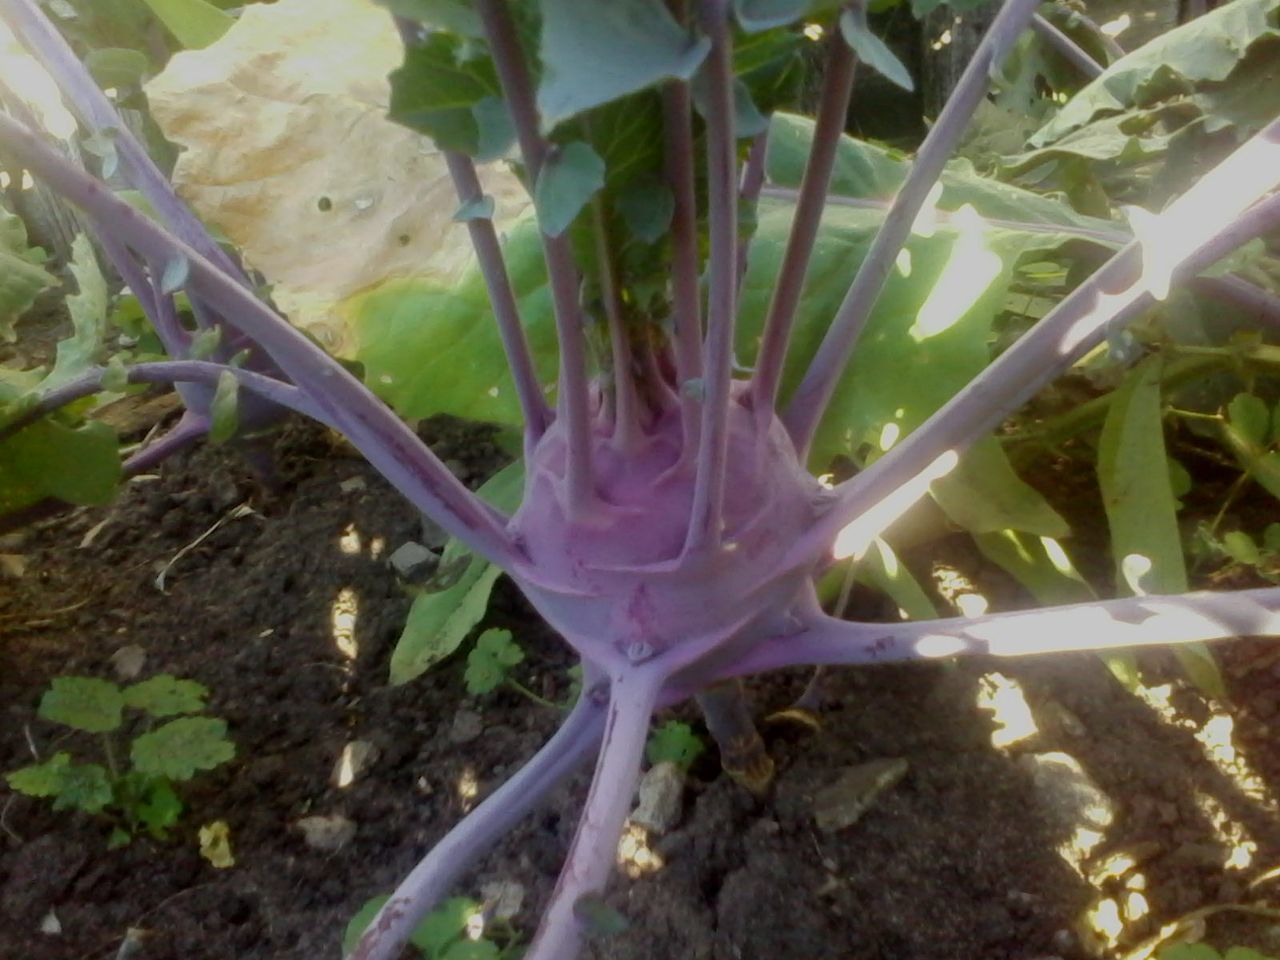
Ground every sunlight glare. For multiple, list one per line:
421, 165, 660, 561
910, 182, 945, 238
457, 766, 479, 812
1100, 14, 1131, 37
832, 451, 959, 560
878, 422, 901, 452
911, 206, 1003, 341
331, 587, 359, 659
338, 523, 362, 556
617, 822, 665, 879
0, 22, 76, 138
976, 672, 1038, 747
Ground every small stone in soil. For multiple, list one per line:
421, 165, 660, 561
109, 644, 148, 680
388, 541, 437, 580
296, 814, 356, 851
480, 880, 525, 921
338, 476, 367, 494
630, 761, 685, 835
330, 740, 380, 788
450, 710, 484, 744
813, 757, 909, 833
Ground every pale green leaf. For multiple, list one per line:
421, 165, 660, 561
208, 370, 239, 444
534, 141, 606, 238
376, 0, 483, 35
44, 234, 109, 390
85, 48, 151, 88
123, 675, 209, 717
130, 716, 235, 781
138, 0, 235, 49
0, 420, 121, 514
8, 753, 113, 814
465, 628, 524, 695
840, 6, 913, 92
536, 0, 710, 132
454, 195, 495, 222
1228, 393, 1271, 449
39, 676, 124, 733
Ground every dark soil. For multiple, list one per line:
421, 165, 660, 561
4, 413, 1280, 960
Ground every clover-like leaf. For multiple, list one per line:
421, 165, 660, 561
136, 779, 184, 838
123, 675, 209, 718
38, 676, 124, 733
645, 720, 705, 770
8, 753, 114, 814
130, 716, 235, 781
464, 628, 524, 696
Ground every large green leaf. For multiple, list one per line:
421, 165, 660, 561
536, 0, 710, 133
0, 206, 55, 342
388, 33, 506, 156
0, 419, 121, 514
353, 217, 558, 425
389, 463, 525, 685
138, 0, 235, 49
1096, 356, 1224, 698
1030, 0, 1280, 148
123, 675, 209, 717
534, 141, 606, 237
6, 753, 113, 814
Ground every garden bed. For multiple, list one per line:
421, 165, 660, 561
4, 414, 1280, 960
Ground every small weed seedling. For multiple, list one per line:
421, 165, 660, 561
6, 674, 235, 847
345, 895, 515, 960
645, 720, 705, 770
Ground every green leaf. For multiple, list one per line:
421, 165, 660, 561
465, 628, 524, 695
536, 0, 710, 132
733, 0, 814, 32
38, 676, 124, 733
0, 419, 121, 514
8, 753, 114, 814
135, 778, 183, 837
975, 530, 1093, 605
123, 675, 209, 717
856, 538, 938, 620
615, 179, 675, 244
840, 6, 913, 92
208, 370, 239, 444
84, 48, 150, 88
343, 896, 391, 955
44, 234, 109, 390
393, 563, 503, 686
376, 0, 483, 36
6, 752, 73, 799
442, 939, 500, 960
1096, 357, 1224, 699
414, 897, 483, 956
137, 0, 234, 49
0, 241, 57, 342
108, 826, 133, 849
1229, 393, 1271, 448
1157, 945, 1222, 960
188, 325, 222, 361
534, 141, 606, 238
1264, 523, 1280, 553
130, 716, 235, 781
389, 463, 525, 685
388, 33, 503, 155
645, 720, 705, 769
1223, 530, 1262, 566
931, 438, 1068, 537
1030, 0, 1280, 148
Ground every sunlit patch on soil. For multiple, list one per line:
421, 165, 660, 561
331, 587, 359, 659
617, 822, 664, 880
976, 672, 1038, 748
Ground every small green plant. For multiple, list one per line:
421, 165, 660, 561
344, 895, 516, 960
5, 674, 235, 847
645, 721, 705, 770
465, 628, 560, 709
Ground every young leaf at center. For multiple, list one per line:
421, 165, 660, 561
534, 141, 606, 238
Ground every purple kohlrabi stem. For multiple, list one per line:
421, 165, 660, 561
1029, 13, 1105, 79
662, 77, 704, 465
443, 150, 552, 441
732, 587, 1280, 675
783, 0, 1043, 457
349, 677, 608, 960
0, 0, 246, 283
476, 0, 595, 511
749, 27, 857, 428
684, 0, 737, 555
0, 360, 325, 443
735, 128, 769, 286
522, 669, 663, 960
0, 111, 523, 568
1193, 274, 1280, 333
591, 196, 642, 452
786, 123, 1280, 574
122, 412, 209, 474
